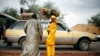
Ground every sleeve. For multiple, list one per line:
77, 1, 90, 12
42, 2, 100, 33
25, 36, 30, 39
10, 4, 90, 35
37, 20, 43, 40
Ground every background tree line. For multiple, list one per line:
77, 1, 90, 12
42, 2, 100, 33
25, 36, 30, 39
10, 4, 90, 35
1, 0, 65, 24
1, 0, 100, 27
88, 13, 100, 27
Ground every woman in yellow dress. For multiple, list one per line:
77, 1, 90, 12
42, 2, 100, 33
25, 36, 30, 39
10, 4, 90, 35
46, 15, 57, 56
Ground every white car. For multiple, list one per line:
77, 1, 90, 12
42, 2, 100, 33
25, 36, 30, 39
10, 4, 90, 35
5, 20, 97, 50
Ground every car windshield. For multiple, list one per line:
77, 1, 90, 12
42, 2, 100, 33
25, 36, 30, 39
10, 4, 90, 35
9, 21, 68, 31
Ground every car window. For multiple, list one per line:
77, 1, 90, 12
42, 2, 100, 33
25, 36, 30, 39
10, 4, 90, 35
41, 21, 67, 31
0, 17, 16, 28
9, 21, 67, 31
57, 25, 64, 30
9, 21, 26, 29
41, 21, 49, 29
57, 23, 66, 31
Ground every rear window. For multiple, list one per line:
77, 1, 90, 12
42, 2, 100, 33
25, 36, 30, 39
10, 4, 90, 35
9, 21, 48, 29
9, 21, 26, 29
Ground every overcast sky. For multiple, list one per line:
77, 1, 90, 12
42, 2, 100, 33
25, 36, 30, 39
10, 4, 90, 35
0, 0, 100, 28
0, 0, 20, 12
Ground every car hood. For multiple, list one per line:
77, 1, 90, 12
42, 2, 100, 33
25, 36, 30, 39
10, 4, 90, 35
71, 31, 96, 39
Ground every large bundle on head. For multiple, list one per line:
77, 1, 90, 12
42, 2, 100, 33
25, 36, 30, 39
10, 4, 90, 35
50, 9, 59, 17
41, 8, 59, 18
41, 8, 49, 15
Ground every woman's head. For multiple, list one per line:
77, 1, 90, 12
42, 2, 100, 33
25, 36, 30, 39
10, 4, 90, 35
50, 15, 57, 22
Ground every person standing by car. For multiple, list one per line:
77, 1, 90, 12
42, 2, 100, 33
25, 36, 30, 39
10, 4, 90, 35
21, 13, 43, 56
0, 24, 3, 40
46, 15, 57, 56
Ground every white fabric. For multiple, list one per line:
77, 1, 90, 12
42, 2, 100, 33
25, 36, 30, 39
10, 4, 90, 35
21, 19, 43, 56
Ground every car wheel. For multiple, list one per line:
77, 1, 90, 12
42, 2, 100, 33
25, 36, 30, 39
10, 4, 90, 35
78, 39, 90, 51
19, 37, 26, 49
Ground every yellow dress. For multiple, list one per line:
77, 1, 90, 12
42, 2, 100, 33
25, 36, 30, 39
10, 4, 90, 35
46, 22, 57, 56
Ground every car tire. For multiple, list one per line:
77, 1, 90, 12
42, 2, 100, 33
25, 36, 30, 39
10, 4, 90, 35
19, 37, 26, 49
78, 39, 90, 51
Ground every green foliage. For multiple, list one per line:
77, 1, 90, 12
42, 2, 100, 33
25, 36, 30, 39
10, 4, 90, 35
2, 7, 20, 19
28, 4, 41, 13
20, 0, 64, 22
43, 1, 54, 9
42, 1, 61, 20
88, 13, 100, 26
20, 0, 36, 6
20, 0, 41, 14
20, 0, 27, 5
43, 1, 60, 12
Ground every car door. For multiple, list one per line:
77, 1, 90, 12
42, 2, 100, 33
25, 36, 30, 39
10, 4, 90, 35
55, 23, 73, 45
5, 21, 26, 42
40, 21, 49, 44
0, 13, 19, 36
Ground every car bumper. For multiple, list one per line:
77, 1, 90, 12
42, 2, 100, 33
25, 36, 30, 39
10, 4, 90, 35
95, 35, 100, 42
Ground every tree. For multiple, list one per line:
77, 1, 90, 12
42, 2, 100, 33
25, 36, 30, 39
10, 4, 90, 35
20, 0, 65, 22
20, 0, 27, 5
42, 1, 60, 19
20, 0, 37, 13
43, 1, 54, 9
20, 0, 36, 6
88, 13, 100, 26
43, 1, 59, 11
20, 0, 41, 14
2, 8, 20, 19
28, 4, 41, 13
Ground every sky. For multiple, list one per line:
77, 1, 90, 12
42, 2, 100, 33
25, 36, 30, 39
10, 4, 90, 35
0, 0, 100, 28
0, 0, 20, 12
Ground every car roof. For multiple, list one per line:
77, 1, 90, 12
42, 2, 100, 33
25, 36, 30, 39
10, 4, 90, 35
17, 20, 62, 24
18, 20, 49, 22
17, 20, 67, 30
